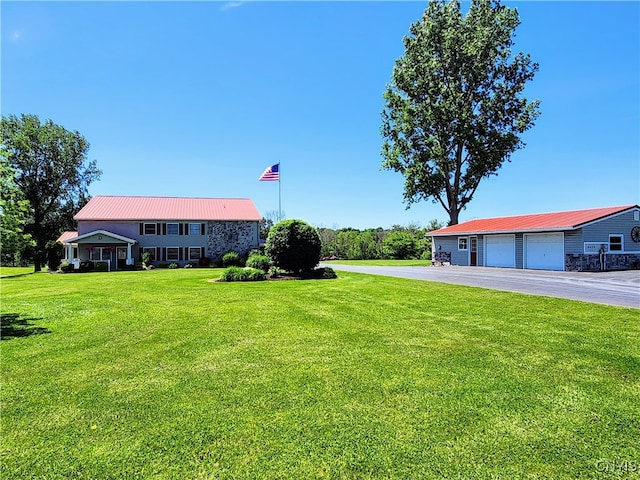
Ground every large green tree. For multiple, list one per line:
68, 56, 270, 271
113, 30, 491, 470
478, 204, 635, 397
0, 154, 34, 264
0, 114, 101, 271
381, 0, 540, 225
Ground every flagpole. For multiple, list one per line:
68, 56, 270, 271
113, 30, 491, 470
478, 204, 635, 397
278, 163, 282, 221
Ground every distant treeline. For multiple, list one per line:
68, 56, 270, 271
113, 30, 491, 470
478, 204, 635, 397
317, 220, 444, 260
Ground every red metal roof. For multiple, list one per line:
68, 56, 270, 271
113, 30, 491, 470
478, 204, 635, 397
74, 196, 262, 221
57, 231, 79, 243
428, 205, 638, 236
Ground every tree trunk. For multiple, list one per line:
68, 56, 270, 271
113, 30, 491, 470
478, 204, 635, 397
448, 204, 460, 226
33, 255, 42, 272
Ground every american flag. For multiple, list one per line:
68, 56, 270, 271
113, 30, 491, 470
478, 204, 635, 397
258, 163, 280, 181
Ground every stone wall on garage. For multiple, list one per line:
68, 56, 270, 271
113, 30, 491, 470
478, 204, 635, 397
565, 253, 640, 272
207, 221, 258, 259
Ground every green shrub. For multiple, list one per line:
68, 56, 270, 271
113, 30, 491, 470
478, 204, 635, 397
210, 257, 224, 268
79, 261, 94, 272
246, 254, 270, 272
316, 266, 337, 279
168, 263, 178, 269
141, 251, 153, 267
59, 262, 74, 273
244, 268, 265, 281
268, 266, 283, 278
95, 261, 109, 272
265, 219, 321, 273
219, 266, 265, 282
157, 262, 169, 269
222, 251, 243, 267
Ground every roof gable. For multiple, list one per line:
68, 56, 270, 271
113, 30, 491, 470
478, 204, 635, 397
74, 196, 262, 221
429, 205, 638, 236
59, 230, 137, 245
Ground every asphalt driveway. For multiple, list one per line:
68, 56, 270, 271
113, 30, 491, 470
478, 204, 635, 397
322, 264, 640, 309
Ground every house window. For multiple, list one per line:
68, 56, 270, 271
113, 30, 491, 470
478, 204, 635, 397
90, 247, 111, 261
166, 247, 180, 261
142, 247, 156, 262
166, 223, 179, 235
609, 235, 623, 252
189, 247, 201, 261
144, 223, 157, 235
458, 237, 468, 251
189, 223, 202, 236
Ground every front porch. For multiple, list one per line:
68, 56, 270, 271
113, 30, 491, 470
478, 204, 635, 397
58, 230, 137, 271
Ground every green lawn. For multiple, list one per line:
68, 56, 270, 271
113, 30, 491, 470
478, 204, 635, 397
0, 266, 34, 278
1, 269, 638, 479
324, 259, 431, 267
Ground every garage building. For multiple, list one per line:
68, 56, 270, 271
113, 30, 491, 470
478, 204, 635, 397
428, 205, 640, 272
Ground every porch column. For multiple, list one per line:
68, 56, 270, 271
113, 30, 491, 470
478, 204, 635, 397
126, 243, 133, 265
67, 244, 73, 262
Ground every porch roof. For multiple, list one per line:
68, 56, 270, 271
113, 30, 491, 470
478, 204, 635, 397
57, 231, 79, 243
58, 229, 137, 245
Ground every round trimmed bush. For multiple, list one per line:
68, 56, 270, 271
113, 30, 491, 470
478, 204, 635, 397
265, 219, 321, 273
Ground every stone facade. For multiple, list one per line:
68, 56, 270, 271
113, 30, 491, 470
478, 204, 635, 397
207, 221, 258, 259
565, 254, 640, 272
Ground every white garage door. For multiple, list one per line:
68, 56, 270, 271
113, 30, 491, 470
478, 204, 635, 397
485, 235, 515, 268
525, 233, 564, 271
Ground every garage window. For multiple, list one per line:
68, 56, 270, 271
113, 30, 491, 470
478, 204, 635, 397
458, 237, 468, 251
609, 235, 623, 252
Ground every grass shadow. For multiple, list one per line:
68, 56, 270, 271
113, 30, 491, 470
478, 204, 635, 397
0, 272, 35, 279
1, 313, 50, 340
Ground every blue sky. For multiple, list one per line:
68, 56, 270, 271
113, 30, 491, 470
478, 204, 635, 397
2, 1, 638, 229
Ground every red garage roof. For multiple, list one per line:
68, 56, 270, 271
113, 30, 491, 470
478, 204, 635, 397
428, 205, 638, 236
74, 196, 262, 221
